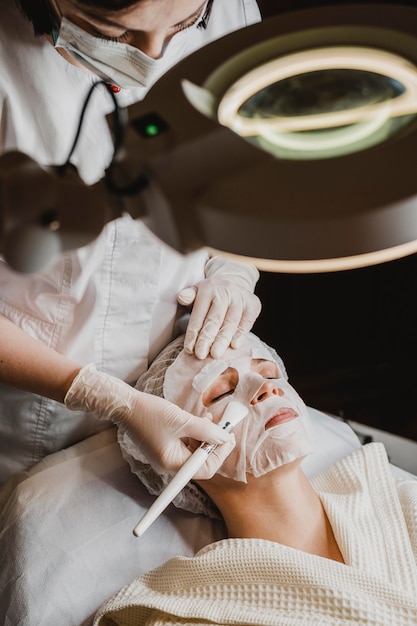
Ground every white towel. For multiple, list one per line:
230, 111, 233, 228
94, 444, 417, 625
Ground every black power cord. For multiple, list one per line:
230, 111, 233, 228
58, 80, 126, 174
58, 80, 148, 196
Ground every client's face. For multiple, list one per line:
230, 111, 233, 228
163, 335, 316, 482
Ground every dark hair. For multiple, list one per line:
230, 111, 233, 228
17, 0, 57, 34
17, 0, 140, 35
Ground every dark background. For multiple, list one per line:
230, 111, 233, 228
250, 0, 417, 442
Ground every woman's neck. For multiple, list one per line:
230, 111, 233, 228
199, 461, 344, 563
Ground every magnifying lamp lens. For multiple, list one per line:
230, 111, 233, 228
216, 46, 417, 160
238, 70, 412, 159
238, 69, 405, 119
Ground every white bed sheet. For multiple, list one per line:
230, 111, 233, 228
0, 408, 410, 626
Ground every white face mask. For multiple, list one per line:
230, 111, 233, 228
54, 16, 199, 89
164, 334, 316, 483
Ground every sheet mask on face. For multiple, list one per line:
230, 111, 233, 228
163, 334, 317, 483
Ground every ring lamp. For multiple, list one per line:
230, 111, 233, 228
121, 3, 417, 273
217, 46, 417, 160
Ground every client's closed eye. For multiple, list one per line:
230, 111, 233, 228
203, 368, 238, 406
210, 388, 234, 403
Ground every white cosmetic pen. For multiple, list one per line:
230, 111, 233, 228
133, 401, 248, 537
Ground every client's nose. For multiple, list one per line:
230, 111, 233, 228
251, 381, 284, 404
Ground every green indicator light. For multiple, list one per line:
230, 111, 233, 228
133, 113, 169, 138
145, 123, 160, 137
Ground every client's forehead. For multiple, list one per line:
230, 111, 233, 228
192, 342, 254, 393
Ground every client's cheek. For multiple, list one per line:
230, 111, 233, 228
215, 420, 250, 478
201, 399, 234, 425
217, 444, 240, 476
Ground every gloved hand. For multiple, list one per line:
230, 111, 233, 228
64, 363, 235, 477
177, 256, 261, 359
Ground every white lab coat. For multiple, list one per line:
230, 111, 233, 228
0, 0, 261, 483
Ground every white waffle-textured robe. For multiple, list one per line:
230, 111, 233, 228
94, 443, 417, 625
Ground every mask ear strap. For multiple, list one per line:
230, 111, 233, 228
49, 0, 62, 44
197, 0, 214, 30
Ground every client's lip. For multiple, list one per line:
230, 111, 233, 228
265, 408, 298, 430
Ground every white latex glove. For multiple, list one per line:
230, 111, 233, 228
178, 256, 261, 359
64, 363, 235, 477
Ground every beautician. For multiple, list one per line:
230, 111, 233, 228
0, 0, 262, 485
